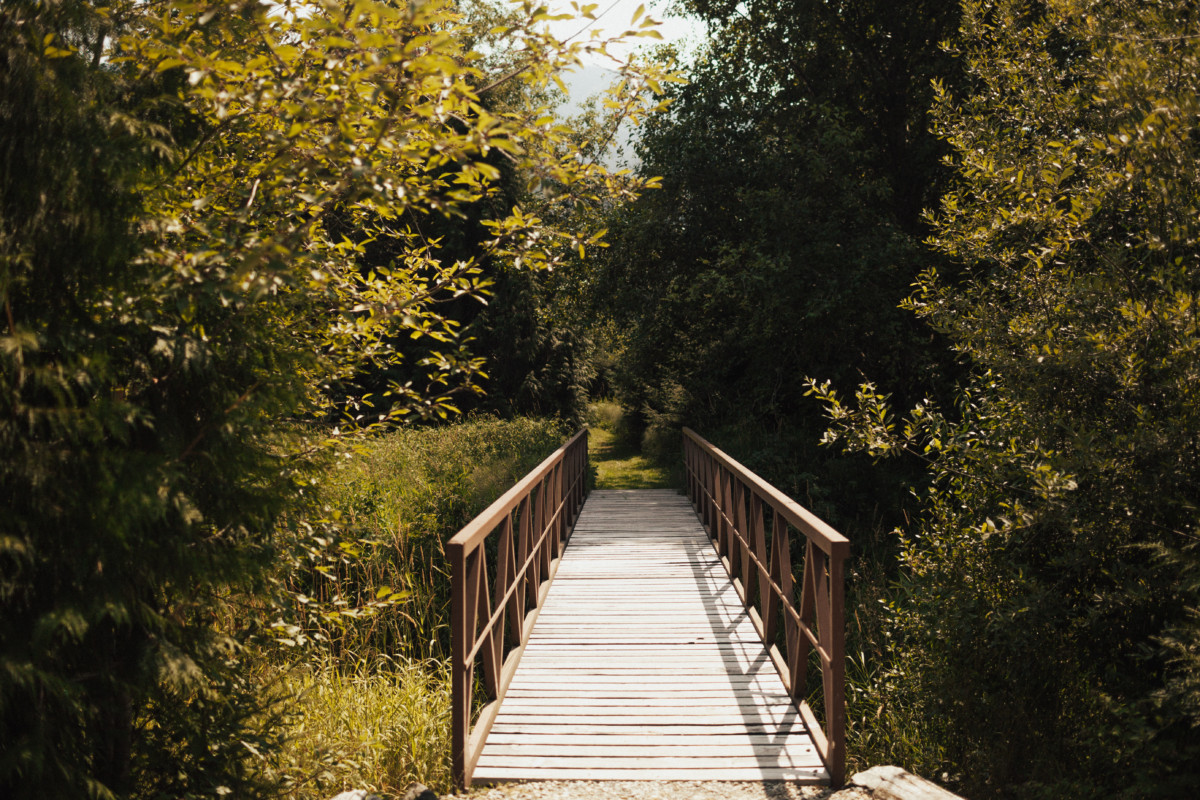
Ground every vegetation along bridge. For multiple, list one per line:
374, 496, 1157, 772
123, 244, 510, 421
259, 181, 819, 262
449, 428, 849, 788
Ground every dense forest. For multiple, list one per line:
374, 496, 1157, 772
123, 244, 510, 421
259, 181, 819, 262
2, 0, 1199, 799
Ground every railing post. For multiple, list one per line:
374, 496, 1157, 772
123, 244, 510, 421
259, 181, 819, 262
449, 540, 469, 788
706, 452, 717, 534
827, 546, 847, 785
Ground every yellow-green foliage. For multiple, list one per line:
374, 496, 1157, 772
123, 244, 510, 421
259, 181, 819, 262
1, 0, 672, 794
586, 399, 624, 431
272, 658, 452, 799
283, 416, 567, 662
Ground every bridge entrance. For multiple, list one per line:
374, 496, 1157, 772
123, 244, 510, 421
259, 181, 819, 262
449, 430, 847, 788
475, 489, 827, 782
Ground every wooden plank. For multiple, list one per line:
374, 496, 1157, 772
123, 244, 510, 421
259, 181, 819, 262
509, 665, 777, 673
506, 689, 790, 696
479, 747, 819, 761
473, 489, 824, 785
487, 714, 801, 726
471, 767, 829, 782
498, 697, 798, 710
519, 641, 768, 649
527, 622, 760, 628
487, 723, 812, 735
506, 681, 789, 691
516, 650, 773, 658
475, 754, 825, 769
496, 708, 802, 719
514, 655, 774, 665
482, 732, 815, 745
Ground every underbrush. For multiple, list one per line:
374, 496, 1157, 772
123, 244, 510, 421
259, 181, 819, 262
248, 416, 567, 798
271, 657, 452, 799
282, 415, 566, 661
586, 398, 623, 431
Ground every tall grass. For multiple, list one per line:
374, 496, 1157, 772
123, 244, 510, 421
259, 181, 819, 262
271, 657, 452, 798
586, 399, 624, 431
283, 415, 567, 662
253, 416, 568, 798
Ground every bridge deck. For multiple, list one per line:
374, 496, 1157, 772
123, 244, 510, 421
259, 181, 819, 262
474, 489, 829, 783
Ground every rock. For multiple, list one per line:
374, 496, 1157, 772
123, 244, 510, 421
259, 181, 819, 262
328, 792, 382, 800
400, 782, 439, 800
849, 766, 965, 800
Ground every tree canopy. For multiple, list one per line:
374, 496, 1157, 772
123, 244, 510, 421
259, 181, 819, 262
812, 1, 1200, 795
592, 0, 959, 529
0, 1, 668, 796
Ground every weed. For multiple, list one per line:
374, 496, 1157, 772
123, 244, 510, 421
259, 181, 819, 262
279, 416, 567, 662
270, 656, 452, 799
586, 399, 624, 431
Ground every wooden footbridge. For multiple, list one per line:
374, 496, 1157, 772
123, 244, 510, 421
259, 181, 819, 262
449, 429, 848, 788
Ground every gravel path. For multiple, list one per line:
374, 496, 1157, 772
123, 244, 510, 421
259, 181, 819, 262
443, 780, 873, 800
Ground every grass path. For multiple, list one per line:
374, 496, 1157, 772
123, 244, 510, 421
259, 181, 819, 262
588, 427, 675, 490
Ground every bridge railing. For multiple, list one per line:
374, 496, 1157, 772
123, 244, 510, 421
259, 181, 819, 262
683, 428, 850, 785
447, 428, 589, 789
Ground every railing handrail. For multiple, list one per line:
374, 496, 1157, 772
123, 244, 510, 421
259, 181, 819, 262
682, 427, 849, 785
449, 428, 589, 553
683, 428, 849, 556
448, 427, 589, 789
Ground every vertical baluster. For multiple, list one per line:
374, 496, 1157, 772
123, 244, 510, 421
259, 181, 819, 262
496, 515, 520, 647
813, 546, 830, 710
528, 485, 540, 593
720, 468, 733, 558
764, 509, 788, 648
472, 549, 498, 698
703, 450, 712, 531
687, 438, 696, 504
711, 465, 722, 550
729, 478, 745, 603
519, 495, 536, 608
794, 539, 817, 699
513, 500, 529, 633
555, 461, 565, 549
583, 431, 589, 499
751, 496, 768, 620
737, 483, 753, 605
710, 457, 719, 538
691, 441, 700, 503
568, 439, 579, 523
548, 465, 561, 560
826, 548, 847, 785
538, 478, 551, 580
